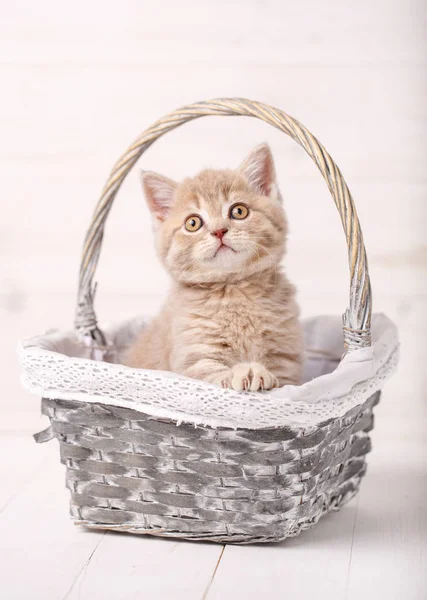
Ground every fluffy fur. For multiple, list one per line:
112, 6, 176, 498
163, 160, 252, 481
124, 144, 303, 391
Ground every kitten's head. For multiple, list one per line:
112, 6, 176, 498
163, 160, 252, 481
142, 144, 287, 283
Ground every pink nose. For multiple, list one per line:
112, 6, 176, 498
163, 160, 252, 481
211, 228, 228, 240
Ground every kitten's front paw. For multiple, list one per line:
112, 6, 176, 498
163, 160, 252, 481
206, 369, 234, 389
229, 363, 278, 392
249, 363, 279, 391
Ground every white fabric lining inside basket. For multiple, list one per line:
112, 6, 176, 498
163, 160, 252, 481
19, 313, 398, 429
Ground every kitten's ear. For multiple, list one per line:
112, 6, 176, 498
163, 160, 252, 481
238, 144, 279, 200
141, 171, 178, 221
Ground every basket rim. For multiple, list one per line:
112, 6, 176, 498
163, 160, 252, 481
19, 313, 398, 430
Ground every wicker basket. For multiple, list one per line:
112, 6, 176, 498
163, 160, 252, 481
19, 98, 398, 544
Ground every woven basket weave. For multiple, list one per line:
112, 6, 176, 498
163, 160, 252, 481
41, 392, 380, 543
21, 98, 398, 544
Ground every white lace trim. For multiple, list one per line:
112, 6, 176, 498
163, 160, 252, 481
19, 313, 399, 429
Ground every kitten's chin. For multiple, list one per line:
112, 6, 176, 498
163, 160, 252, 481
175, 252, 278, 284
208, 245, 241, 268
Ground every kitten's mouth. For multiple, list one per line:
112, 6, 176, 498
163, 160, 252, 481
214, 242, 236, 257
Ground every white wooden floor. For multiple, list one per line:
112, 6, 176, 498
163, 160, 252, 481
1, 1, 426, 598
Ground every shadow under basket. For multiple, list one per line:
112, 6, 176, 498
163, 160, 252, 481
19, 98, 399, 544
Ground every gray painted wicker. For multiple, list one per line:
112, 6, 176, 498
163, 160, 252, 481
41, 392, 380, 544
33, 98, 383, 544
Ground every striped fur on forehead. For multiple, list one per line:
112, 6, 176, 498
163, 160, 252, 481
175, 169, 247, 211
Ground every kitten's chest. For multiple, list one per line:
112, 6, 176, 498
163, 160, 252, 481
216, 296, 263, 337
193, 288, 271, 355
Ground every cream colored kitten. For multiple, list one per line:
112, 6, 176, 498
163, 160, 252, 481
124, 144, 303, 391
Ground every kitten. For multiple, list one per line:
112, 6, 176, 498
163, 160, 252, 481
124, 144, 303, 391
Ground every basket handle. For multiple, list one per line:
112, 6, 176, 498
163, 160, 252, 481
75, 98, 372, 351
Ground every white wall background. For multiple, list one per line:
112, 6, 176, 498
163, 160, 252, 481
0, 0, 425, 428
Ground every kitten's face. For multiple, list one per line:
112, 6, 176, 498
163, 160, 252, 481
143, 144, 287, 284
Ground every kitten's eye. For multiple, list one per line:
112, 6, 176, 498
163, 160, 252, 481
184, 215, 203, 232
230, 204, 249, 220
